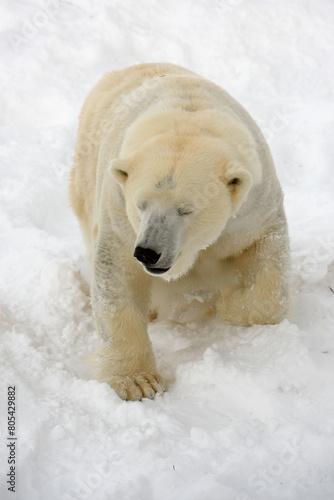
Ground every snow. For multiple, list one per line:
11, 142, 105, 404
1, 0, 334, 499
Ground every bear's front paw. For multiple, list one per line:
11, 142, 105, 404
108, 372, 165, 401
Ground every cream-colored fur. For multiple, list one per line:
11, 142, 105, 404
70, 63, 289, 401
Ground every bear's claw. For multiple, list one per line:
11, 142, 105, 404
110, 373, 165, 401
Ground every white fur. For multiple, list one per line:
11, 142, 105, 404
70, 63, 289, 400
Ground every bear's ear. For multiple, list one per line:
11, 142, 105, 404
224, 162, 252, 212
109, 158, 131, 186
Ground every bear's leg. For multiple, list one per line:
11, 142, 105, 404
218, 224, 289, 326
91, 234, 165, 401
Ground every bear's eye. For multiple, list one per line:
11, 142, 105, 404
137, 201, 147, 211
177, 207, 193, 216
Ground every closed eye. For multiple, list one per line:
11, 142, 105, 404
137, 201, 147, 211
177, 207, 193, 216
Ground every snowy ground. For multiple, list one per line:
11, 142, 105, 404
1, 1, 334, 499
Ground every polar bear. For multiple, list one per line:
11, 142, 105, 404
70, 63, 289, 401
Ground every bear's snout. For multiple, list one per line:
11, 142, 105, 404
133, 246, 171, 275
134, 246, 161, 266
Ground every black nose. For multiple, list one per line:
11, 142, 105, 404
134, 246, 161, 266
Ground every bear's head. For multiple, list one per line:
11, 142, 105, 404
110, 134, 256, 280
